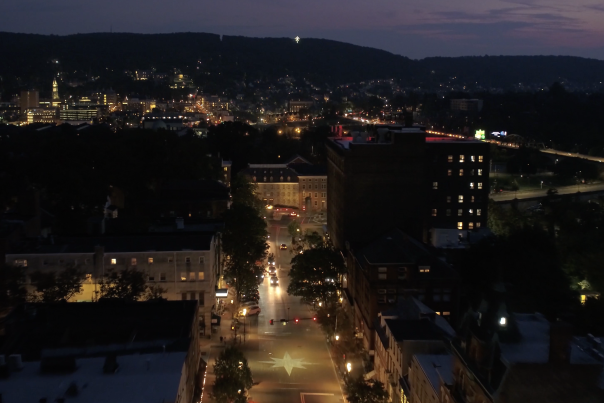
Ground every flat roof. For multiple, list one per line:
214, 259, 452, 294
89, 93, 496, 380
2, 352, 186, 403
414, 353, 454, 393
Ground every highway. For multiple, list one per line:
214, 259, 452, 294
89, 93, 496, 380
490, 182, 604, 201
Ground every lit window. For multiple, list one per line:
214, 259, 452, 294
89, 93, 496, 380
458, 195, 464, 203
14, 259, 27, 267
459, 169, 464, 176
468, 222, 474, 229
446, 209, 451, 216
476, 222, 482, 228
111, 258, 117, 265
469, 209, 473, 215
459, 155, 465, 163
180, 272, 187, 281
500, 317, 507, 326
477, 209, 482, 216
457, 222, 463, 229
446, 196, 451, 203
458, 209, 463, 216
419, 266, 430, 273
478, 182, 483, 189
131, 258, 137, 266
469, 182, 474, 189
471, 196, 475, 203
447, 155, 453, 162
447, 169, 452, 176
185, 257, 191, 263
478, 169, 483, 176
198, 272, 205, 280
287, 176, 291, 181
148, 257, 153, 264
280, 176, 283, 181
470, 155, 475, 162
478, 155, 484, 162
223, 167, 228, 171
189, 272, 196, 281
432, 182, 438, 189
432, 209, 437, 217
443, 312, 451, 316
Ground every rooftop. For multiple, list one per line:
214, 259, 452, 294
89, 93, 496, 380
414, 353, 454, 394
385, 318, 445, 342
1, 352, 186, 403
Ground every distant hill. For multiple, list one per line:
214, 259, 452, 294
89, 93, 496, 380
1, 32, 603, 91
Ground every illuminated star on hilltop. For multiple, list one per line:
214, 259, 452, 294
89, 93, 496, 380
259, 352, 313, 376
295, 36, 300, 43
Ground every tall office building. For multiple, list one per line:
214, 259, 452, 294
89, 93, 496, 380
326, 125, 490, 250
19, 90, 39, 111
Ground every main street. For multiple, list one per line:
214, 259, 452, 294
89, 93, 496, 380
237, 217, 345, 403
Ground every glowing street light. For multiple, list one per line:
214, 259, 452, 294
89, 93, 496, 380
335, 335, 340, 341
295, 36, 300, 43
346, 362, 352, 373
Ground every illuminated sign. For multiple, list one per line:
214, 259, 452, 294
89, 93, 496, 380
475, 130, 485, 140
491, 131, 507, 137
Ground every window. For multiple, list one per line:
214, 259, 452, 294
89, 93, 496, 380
471, 196, 475, 203
447, 155, 453, 162
252, 176, 257, 182
198, 272, 205, 281
302, 184, 306, 189
459, 169, 464, 176
263, 176, 266, 181
419, 266, 430, 273
476, 222, 482, 228
446, 209, 451, 216
189, 272, 196, 281
457, 209, 463, 216
148, 257, 153, 264
469, 222, 474, 229
269, 176, 273, 182
470, 155, 475, 162
446, 196, 451, 203
470, 169, 475, 176
469, 182, 474, 189
14, 259, 27, 267
131, 258, 137, 266
148, 274, 155, 281
181, 293, 187, 301
431, 209, 437, 217
314, 201, 318, 206
459, 155, 465, 163
322, 192, 326, 198
477, 182, 483, 189
378, 267, 387, 273
458, 195, 464, 203
379, 273, 387, 280
468, 209, 474, 215
447, 169, 452, 176
478, 169, 483, 176
223, 167, 228, 171
432, 182, 438, 189
443, 312, 451, 316
280, 176, 283, 181
287, 176, 291, 181
457, 222, 463, 229
111, 258, 117, 265
477, 209, 482, 216
314, 192, 318, 197
321, 184, 326, 189
199, 257, 204, 264
185, 257, 191, 264
180, 272, 187, 281
160, 273, 166, 281
478, 155, 484, 162
168, 257, 174, 263
199, 292, 205, 306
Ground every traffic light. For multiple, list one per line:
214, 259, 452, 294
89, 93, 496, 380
269, 319, 274, 325
295, 318, 299, 323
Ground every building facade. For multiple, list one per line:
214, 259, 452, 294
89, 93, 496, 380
20, 90, 39, 111
6, 233, 220, 334
450, 99, 483, 113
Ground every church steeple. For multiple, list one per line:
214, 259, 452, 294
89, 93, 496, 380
52, 77, 60, 106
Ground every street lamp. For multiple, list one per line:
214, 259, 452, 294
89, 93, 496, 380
243, 309, 247, 343
335, 335, 340, 341
346, 362, 352, 373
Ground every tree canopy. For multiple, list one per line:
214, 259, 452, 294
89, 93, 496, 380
29, 266, 84, 303
97, 268, 147, 301
212, 346, 253, 403
345, 376, 389, 403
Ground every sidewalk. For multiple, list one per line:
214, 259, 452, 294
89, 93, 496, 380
200, 288, 238, 403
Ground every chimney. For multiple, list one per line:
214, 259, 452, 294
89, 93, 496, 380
549, 321, 573, 364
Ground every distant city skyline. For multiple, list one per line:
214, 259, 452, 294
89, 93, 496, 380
2, 0, 604, 60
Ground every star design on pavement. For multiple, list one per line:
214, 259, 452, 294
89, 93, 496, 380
259, 352, 313, 376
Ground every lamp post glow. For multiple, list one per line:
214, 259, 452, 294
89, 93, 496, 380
335, 335, 340, 341
243, 309, 247, 343
346, 362, 352, 373
295, 36, 300, 43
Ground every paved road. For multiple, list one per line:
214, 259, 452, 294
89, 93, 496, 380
490, 182, 604, 201
240, 220, 345, 403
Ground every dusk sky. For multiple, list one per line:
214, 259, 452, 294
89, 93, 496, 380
2, 0, 604, 60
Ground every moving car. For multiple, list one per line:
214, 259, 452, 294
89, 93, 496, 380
280, 243, 287, 250
240, 305, 261, 316
270, 276, 279, 286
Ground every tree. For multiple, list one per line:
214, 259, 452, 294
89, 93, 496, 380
291, 230, 324, 254
97, 268, 147, 301
287, 219, 301, 239
212, 346, 253, 403
230, 174, 263, 212
345, 376, 389, 403
222, 202, 268, 299
0, 263, 26, 312
144, 283, 167, 301
287, 246, 345, 305
30, 266, 84, 302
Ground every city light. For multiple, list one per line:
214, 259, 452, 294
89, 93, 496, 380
346, 362, 352, 373
335, 335, 340, 341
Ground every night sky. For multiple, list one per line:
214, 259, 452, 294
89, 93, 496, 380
2, 0, 603, 60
